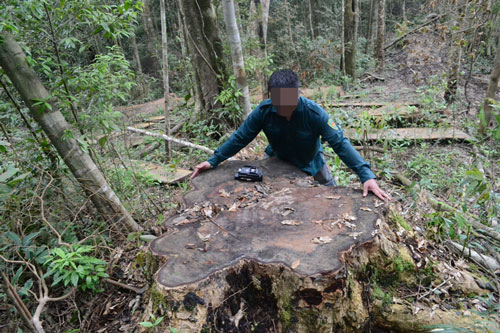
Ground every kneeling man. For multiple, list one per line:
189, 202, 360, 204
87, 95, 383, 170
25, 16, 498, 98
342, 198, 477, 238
191, 69, 390, 201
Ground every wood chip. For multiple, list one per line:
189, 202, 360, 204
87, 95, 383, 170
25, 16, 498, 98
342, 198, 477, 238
291, 259, 301, 269
202, 207, 213, 218
344, 222, 357, 230
197, 232, 210, 242
228, 202, 238, 212
312, 236, 333, 244
281, 220, 301, 226
325, 195, 341, 200
219, 189, 230, 198
360, 206, 372, 212
185, 243, 196, 249
348, 232, 362, 240
342, 212, 357, 221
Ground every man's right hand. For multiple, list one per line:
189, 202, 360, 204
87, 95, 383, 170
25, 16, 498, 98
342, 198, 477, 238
190, 161, 212, 180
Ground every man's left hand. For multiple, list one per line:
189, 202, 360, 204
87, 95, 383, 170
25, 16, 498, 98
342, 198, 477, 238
363, 179, 391, 201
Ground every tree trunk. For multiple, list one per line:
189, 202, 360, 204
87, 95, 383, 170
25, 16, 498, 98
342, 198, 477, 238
344, 0, 359, 78
178, 0, 228, 120
284, 0, 297, 63
142, 0, 160, 75
365, 0, 378, 54
222, 0, 252, 117
402, 0, 407, 22
376, 0, 385, 71
160, 0, 170, 157
307, 0, 315, 39
341, 0, 346, 76
310, 0, 321, 38
131, 34, 143, 74
444, 10, 464, 105
480, 35, 500, 133
233, 0, 244, 38
249, 0, 270, 100
0, 33, 142, 232
176, 6, 187, 59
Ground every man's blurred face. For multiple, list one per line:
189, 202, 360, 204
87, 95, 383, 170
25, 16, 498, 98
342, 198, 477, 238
271, 88, 299, 119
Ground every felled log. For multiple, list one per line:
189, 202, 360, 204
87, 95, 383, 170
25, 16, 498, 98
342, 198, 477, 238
146, 158, 489, 332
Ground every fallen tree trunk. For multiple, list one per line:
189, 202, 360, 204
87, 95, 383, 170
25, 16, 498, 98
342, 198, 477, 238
127, 127, 215, 155
447, 240, 500, 271
394, 172, 500, 242
127, 126, 237, 160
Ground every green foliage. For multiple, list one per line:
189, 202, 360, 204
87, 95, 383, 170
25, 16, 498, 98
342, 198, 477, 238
479, 101, 500, 140
43, 245, 109, 292
214, 75, 244, 128
139, 313, 164, 330
0, 164, 30, 203
372, 286, 393, 307
323, 146, 357, 185
416, 76, 449, 125
461, 167, 499, 224
426, 210, 471, 242
107, 165, 159, 201
406, 148, 466, 193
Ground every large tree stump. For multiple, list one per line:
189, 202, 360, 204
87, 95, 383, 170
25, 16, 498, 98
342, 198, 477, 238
149, 158, 381, 331
147, 158, 486, 332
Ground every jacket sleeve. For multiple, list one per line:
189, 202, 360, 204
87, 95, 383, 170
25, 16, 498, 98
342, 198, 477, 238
207, 107, 264, 168
317, 111, 376, 184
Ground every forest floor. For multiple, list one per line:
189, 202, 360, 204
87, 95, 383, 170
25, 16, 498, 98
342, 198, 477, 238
46, 29, 500, 332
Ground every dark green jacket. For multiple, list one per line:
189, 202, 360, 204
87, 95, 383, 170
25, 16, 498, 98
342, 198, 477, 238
208, 96, 376, 183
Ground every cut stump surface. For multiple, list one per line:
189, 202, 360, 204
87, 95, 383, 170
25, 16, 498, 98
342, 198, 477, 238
152, 159, 381, 288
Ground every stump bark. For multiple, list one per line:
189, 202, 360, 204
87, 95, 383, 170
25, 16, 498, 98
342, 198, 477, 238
147, 158, 486, 332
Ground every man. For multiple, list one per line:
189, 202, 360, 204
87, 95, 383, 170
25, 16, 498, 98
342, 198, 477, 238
191, 69, 391, 201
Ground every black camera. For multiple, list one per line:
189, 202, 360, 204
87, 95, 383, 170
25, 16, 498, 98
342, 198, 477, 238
234, 165, 263, 182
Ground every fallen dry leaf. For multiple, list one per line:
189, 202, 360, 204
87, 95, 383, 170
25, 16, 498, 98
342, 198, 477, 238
174, 218, 191, 226
312, 236, 333, 244
360, 206, 372, 212
281, 220, 301, 226
291, 259, 301, 269
219, 189, 231, 198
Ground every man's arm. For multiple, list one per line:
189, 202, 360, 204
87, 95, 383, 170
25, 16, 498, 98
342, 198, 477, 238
191, 107, 263, 179
318, 113, 391, 200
